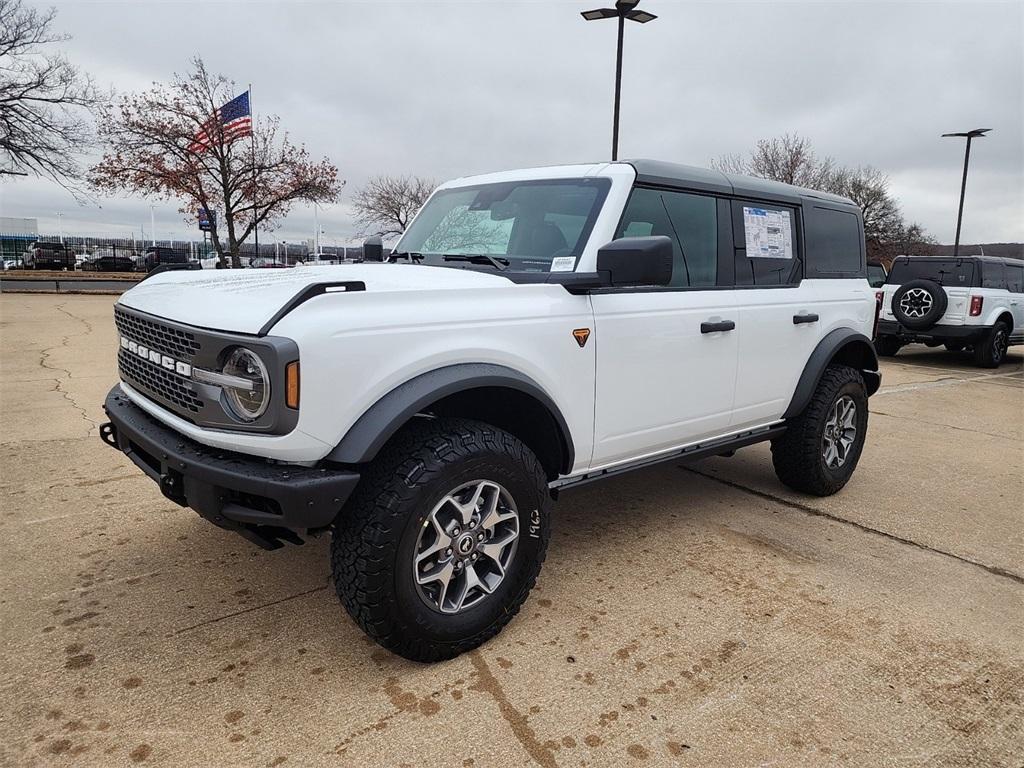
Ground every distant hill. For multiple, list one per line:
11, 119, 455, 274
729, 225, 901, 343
927, 243, 1023, 259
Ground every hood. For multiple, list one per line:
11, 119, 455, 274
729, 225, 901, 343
117, 263, 514, 335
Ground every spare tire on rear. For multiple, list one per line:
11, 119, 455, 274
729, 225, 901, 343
891, 279, 947, 330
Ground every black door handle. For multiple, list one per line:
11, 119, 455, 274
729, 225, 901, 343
701, 320, 736, 334
793, 313, 819, 324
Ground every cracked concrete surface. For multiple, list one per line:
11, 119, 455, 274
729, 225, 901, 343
1, 294, 1021, 767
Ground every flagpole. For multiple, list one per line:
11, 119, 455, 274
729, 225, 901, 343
249, 84, 258, 266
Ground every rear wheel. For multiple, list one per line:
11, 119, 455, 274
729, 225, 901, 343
331, 417, 550, 662
973, 321, 1009, 368
771, 365, 868, 496
874, 336, 901, 357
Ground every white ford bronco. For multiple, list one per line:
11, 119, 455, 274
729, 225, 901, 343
100, 161, 880, 661
875, 255, 1024, 367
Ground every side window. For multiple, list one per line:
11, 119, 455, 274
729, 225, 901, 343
616, 188, 718, 287
1006, 264, 1024, 293
804, 207, 864, 276
981, 262, 1006, 290
731, 201, 800, 285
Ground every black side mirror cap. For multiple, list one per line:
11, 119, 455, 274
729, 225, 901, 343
596, 236, 673, 287
362, 236, 384, 262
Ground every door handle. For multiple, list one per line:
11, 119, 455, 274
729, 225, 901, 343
701, 320, 736, 334
793, 313, 819, 324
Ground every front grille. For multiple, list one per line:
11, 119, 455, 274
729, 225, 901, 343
114, 306, 201, 362
118, 348, 203, 414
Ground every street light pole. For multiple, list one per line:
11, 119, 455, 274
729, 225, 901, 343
941, 128, 991, 258
582, 0, 657, 161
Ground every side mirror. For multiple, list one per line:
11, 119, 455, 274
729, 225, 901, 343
596, 236, 673, 287
363, 235, 384, 262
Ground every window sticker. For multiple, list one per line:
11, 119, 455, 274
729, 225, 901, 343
743, 207, 793, 259
550, 256, 576, 272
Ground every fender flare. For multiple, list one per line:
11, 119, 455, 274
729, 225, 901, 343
783, 329, 880, 419
325, 363, 575, 469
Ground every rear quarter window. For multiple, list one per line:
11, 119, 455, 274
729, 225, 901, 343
981, 262, 1007, 290
803, 206, 864, 277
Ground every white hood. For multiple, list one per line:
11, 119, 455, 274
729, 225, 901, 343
117, 263, 513, 335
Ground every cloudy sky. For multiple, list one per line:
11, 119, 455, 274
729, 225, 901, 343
3, 0, 1022, 246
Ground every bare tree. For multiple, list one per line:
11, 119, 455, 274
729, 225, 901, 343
89, 57, 342, 267
712, 133, 839, 190
352, 175, 435, 237
713, 134, 932, 263
831, 165, 904, 257
0, 0, 101, 189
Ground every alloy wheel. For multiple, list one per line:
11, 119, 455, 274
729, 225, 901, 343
413, 480, 520, 614
822, 395, 857, 469
898, 288, 933, 319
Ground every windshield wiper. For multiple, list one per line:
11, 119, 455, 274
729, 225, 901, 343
442, 254, 509, 271
388, 251, 423, 263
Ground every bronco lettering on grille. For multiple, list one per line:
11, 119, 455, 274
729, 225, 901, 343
120, 336, 192, 377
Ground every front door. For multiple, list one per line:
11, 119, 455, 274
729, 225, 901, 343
589, 188, 739, 470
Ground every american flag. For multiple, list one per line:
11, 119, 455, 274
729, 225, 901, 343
188, 91, 252, 154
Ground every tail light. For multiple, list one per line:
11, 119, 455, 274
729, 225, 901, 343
969, 296, 983, 317
873, 291, 884, 339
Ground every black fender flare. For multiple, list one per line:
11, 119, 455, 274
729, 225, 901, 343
783, 329, 880, 419
325, 363, 575, 470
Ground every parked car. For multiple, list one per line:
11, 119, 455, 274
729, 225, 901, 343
249, 257, 290, 268
867, 261, 888, 288
875, 255, 1023, 367
99, 160, 881, 662
22, 241, 75, 270
143, 246, 189, 273
2, 256, 24, 270
83, 247, 137, 272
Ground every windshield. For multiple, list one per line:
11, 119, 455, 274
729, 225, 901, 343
396, 178, 610, 272
887, 258, 975, 287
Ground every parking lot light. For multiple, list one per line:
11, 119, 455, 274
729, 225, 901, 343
581, 0, 658, 161
941, 128, 991, 258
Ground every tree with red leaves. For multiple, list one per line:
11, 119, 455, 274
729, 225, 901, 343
90, 57, 342, 267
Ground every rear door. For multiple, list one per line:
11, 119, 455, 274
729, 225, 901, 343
730, 200, 825, 429
589, 188, 739, 469
1005, 263, 1024, 338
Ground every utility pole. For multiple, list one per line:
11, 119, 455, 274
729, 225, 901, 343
941, 128, 991, 258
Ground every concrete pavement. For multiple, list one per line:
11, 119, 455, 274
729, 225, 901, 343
1, 293, 1021, 767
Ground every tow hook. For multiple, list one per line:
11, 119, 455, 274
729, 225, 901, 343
160, 470, 186, 505
99, 422, 118, 449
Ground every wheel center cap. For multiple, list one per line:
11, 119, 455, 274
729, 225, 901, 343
457, 535, 475, 555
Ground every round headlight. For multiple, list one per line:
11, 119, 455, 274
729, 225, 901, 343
221, 347, 270, 421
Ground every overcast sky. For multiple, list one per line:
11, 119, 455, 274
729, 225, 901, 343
2, 0, 1022, 247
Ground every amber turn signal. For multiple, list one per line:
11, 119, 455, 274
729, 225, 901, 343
285, 361, 300, 409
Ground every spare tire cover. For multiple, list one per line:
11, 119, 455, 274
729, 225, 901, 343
891, 279, 948, 330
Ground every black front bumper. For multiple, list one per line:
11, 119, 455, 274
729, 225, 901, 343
101, 386, 360, 549
876, 319, 991, 344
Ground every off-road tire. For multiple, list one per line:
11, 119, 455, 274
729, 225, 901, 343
972, 320, 1009, 369
874, 336, 901, 357
891, 279, 948, 330
771, 364, 868, 496
331, 417, 551, 662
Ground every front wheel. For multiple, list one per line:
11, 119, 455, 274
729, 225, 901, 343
331, 418, 551, 662
771, 364, 869, 496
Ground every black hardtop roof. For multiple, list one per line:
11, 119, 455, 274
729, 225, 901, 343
621, 159, 858, 210
894, 254, 1022, 267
